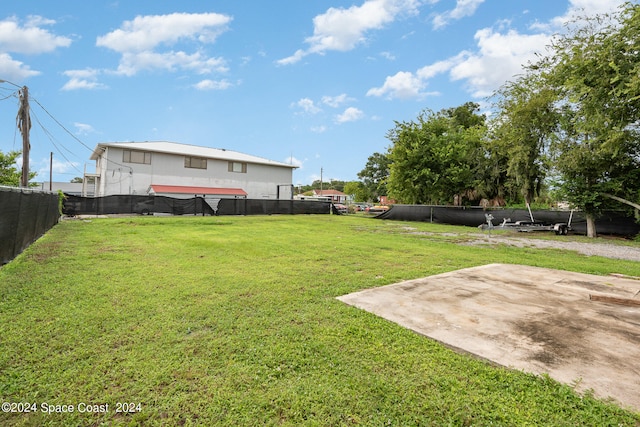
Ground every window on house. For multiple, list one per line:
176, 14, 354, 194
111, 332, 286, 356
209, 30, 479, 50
228, 161, 247, 173
185, 156, 207, 169
123, 150, 151, 164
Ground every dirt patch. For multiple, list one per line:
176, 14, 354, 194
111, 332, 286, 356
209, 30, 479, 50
403, 227, 640, 262
462, 235, 640, 262
337, 264, 640, 412
23, 240, 63, 263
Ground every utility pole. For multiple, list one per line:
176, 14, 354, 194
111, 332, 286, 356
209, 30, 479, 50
49, 152, 53, 191
320, 167, 323, 193
17, 86, 31, 188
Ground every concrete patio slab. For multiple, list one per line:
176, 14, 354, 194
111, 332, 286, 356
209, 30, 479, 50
337, 263, 640, 411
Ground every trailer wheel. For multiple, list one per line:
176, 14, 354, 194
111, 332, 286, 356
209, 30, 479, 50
562, 225, 569, 235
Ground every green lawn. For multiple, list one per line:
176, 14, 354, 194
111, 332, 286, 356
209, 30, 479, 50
1, 215, 638, 426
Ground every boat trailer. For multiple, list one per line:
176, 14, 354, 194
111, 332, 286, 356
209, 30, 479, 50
481, 204, 573, 235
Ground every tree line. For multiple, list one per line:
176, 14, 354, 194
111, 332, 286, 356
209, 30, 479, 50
356, 3, 640, 237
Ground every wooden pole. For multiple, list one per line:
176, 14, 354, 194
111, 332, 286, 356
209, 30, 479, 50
49, 152, 53, 191
17, 86, 30, 188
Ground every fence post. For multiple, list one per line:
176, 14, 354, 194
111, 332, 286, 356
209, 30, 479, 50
11, 188, 24, 261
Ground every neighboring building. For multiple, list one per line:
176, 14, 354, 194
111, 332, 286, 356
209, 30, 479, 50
37, 182, 94, 196
312, 189, 348, 203
85, 141, 297, 198
379, 196, 396, 205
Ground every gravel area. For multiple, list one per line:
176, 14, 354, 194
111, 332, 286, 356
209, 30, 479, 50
464, 235, 640, 262
403, 227, 640, 262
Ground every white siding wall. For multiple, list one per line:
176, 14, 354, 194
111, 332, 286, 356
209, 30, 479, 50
97, 147, 293, 198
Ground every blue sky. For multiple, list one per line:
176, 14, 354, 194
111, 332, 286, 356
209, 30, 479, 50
0, 0, 631, 187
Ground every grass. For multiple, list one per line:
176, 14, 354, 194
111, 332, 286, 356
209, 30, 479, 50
0, 215, 639, 426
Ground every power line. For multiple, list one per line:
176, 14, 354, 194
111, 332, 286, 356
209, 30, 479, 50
29, 96, 95, 153
0, 92, 17, 101
29, 95, 133, 172
0, 84, 20, 150
0, 82, 20, 102
29, 107, 82, 160
29, 108, 83, 176
2, 80, 133, 177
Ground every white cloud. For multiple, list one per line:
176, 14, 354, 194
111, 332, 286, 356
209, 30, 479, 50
449, 29, 551, 97
14, 155, 24, 170
193, 79, 232, 91
0, 15, 72, 54
456, 2, 624, 97
366, 70, 429, 99
35, 156, 80, 178
335, 107, 364, 123
416, 56, 462, 79
292, 98, 322, 115
0, 16, 70, 81
380, 51, 396, 61
115, 51, 228, 76
74, 122, 95, 135
96, 12, 232, 77
321, 94, 354, 108
541, 0, 627, 29
276, 49, 306, 66
285, 156, 304, 168
432, 0, 486, 30
370, 0, 626, 101
277, 0, 421, 65
569, 0, 625, 14
96, 12, 231, 53
61, 69, 106, 91
310, 125, 327, 133
368, 27, 549, 100
52, 158, 79, 174
0, 53, 40, 81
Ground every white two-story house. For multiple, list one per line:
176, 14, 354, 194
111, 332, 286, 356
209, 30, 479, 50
85, 141, 297, 199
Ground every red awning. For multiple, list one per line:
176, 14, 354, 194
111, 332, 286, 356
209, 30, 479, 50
149, 185, 247, 196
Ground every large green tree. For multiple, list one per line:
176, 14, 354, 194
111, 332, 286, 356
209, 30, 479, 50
357, 151, 390, 202
492, 76, 558, 204
542, 2, 640, 236
386, 102, 488, 205
343, 181, 369, 202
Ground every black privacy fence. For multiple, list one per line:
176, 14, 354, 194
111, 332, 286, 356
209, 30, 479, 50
0, 186, 60, 266
6, 190, 635, 267
62, 195, 332, 217
374, 204, 640, 236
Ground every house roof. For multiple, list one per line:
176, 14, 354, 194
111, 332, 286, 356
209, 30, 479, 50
313, 189, 346, 196
149, 184, 247, 196
90, 141, 297, 169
